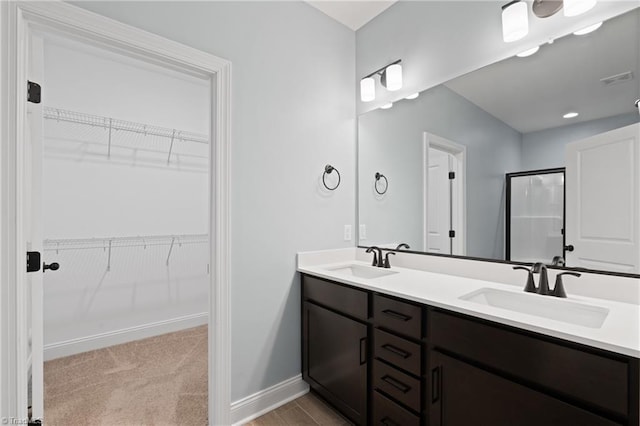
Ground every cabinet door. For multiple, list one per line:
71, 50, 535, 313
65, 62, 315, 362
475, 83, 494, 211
429, 350, 621, 426
303, 302, 368, 425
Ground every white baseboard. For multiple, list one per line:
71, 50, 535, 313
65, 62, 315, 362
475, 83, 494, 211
231, 375, 310, 425
43, 312, 208, 361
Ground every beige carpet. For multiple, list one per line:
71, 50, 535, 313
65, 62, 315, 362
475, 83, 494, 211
44, 325, 208, 426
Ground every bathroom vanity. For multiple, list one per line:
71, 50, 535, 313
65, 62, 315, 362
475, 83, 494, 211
298, 251, 640, 426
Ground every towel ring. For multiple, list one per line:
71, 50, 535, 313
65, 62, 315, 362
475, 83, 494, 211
375, 172, 388, 195
323, 165, 341, 191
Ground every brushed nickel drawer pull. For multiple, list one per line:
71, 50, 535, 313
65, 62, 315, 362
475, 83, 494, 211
382, 309, 412, 322
381, 374, 411, 393
381, 343, 411, 359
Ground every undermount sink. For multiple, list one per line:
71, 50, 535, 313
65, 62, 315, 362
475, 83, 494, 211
459, 288, 609, 328
327, 264, 399, 279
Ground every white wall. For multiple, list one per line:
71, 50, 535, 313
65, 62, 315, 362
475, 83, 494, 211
42, 37, 210, 355
521, 113, 640, 170
359, 85, 521, 259
73, 1, 356, 402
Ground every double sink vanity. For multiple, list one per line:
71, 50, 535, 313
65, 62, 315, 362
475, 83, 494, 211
297, 248, 640, 426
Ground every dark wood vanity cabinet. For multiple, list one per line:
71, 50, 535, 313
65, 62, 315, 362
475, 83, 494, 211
301, 274, 639, 426
302, 275, 369, 425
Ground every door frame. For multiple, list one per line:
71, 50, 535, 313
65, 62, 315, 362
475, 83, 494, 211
423, 132, 466, 255
0, 2, 232, 424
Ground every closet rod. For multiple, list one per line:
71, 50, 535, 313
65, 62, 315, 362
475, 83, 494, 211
43, 107, 209, 145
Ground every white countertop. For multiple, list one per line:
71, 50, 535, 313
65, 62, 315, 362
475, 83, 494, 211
298, 256, 640, 358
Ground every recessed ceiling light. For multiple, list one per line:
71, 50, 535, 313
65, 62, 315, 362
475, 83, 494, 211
380, 103, 393, 110
573, 22, 603, 35
563, 112, 579, 118
516, 46, 540, 58
405, 93, 420, 100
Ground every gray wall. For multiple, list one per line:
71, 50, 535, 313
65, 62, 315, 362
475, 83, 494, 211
74, 1, 355, 402
522, 113, 640, 170
359, 85, 521, 259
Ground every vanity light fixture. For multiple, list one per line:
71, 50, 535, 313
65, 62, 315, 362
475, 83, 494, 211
380, 102, 393, 110
405, 92, 420, 100
359, 59, 403, 102
502, 0, 529, 43
360, 77, 376, 102
516, 46, 540, 57
573, 21, 602, 35
564, 0, 597, 17
563, 112, 579, 118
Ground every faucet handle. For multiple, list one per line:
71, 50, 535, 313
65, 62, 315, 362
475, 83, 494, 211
366, 246, 379, 267
551, 272, 581, 298
513, 266, 537, 293
383, 252, 396, 268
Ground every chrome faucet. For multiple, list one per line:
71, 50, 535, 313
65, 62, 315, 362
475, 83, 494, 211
514, 262, 580, 297
366, 246, 383, 267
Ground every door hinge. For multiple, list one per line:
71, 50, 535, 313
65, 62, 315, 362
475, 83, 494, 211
449, 230, 456, 238
27, 81, 41, 104
448, 172, 455, 180
27, 251, 41, 273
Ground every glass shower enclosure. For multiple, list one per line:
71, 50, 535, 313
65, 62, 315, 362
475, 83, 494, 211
506, 168, 565, 264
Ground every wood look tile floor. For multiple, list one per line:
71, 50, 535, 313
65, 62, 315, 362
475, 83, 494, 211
245, 393, 352, 426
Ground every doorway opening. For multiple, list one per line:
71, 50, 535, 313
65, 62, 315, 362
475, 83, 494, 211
423, 132, 466, 255
1, 2, 231, 424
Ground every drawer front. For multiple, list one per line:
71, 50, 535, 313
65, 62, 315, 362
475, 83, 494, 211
303, 275, 368, 320
372, 391, 421, 426
373, 294, 422, 339
430, 310, 629, 416
373, 360, 422, 412
374, 328, 422, 376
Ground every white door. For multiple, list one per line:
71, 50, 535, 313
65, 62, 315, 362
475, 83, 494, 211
25, 34, 45, 421
565, 123, 640, 273
427, 148, 452, 254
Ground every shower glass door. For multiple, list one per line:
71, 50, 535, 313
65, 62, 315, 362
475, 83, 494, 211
506, 168, 565, 264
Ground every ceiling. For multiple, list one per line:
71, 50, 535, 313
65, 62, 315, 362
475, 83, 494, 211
306, 1, 397, 31
444, 8, 640, 134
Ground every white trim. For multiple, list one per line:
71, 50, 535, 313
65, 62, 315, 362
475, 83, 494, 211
43, 313, 208, 361
0, 2, 231, 424
230, 375, 310, 426
423, 132, 467, 255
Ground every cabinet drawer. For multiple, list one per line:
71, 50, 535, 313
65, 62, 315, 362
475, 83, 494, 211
373, 360, 421, 412
372, 391, 421, 426
430, 310, 629, 417
373, 294, 422, 339
303, 275, 368, 320
374, 328, 421, 376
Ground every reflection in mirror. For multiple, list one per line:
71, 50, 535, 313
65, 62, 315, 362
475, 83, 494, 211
506, 168, 565, 264
358, 7, 640, 274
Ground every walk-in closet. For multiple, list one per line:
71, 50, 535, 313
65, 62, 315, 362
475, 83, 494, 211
37, 32, 211, 424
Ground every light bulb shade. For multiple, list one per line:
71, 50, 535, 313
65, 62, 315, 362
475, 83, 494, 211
360, 77, 376, 102
502, 1, 529, 43
563, 0, 596, 17
381, 63, 403, 91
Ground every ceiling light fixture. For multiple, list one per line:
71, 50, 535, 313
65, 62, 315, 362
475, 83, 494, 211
380, 103, 393, 110
564, 0, 597, 17
516, 46, 540, 57
502, 0, 529, 43
563, 112, 579, 118
359, 59, 403, 102
405, 93, 420, 100
573, 21, 602, 35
